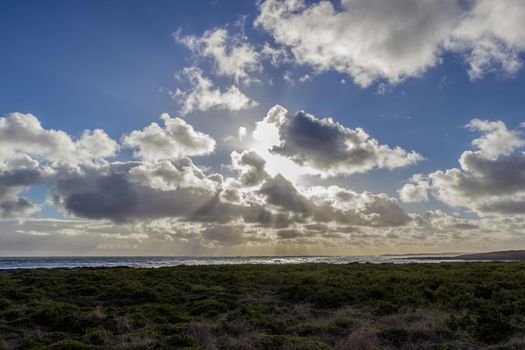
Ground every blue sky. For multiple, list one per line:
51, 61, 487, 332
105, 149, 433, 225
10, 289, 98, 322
1, 0, 525, 255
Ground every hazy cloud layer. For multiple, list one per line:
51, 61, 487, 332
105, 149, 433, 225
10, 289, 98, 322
3, 210, 522, 256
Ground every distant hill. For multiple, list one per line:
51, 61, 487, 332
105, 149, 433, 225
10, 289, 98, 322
406, 250, 525, 261
454, 250, 525, 260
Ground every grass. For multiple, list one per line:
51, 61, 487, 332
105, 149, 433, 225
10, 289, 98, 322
0, 262, 525, 349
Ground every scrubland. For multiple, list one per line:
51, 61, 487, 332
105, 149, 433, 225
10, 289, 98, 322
1, 262, 525, 349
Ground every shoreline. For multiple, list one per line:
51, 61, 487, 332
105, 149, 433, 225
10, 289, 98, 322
2, 252, 525, 270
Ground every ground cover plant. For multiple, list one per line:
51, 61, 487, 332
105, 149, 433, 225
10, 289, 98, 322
1, 262, 525, 349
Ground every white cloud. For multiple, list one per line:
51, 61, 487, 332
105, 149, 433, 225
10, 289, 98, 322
261, 42, 290, 66
238, 126, 247, 141
465, 119, 524, 160
175, 28, 261, 85
256, 0, 525, 87
299, 74, 311, 83
128, 158, 220, 192
122, 113, 216, 161
256, 0, 460, 87
224, 126, 248, 145
447, 0, 525, 79
398, 174, 430, 203
173, 67, 259, 115
0, 112, 118, 166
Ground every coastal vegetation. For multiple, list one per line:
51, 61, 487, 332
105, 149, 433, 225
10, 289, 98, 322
1, 262, 525, 349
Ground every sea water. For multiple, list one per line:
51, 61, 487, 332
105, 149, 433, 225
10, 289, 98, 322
0, 255, 468, 269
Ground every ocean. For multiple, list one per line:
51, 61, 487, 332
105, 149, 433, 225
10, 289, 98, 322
0, 255, 467, 269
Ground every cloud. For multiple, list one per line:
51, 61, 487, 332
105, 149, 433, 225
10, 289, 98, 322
223, 126, 248, 146
0, 109, 479, 252
0, 168, 42, 217
0, 197, 35, 218
173, 67, 259, 115
256, 0, 525, 87
201, 225, 246, 246
48, 157, 279, 227
303, 185, 412, 227
0, 112, 118, 217
261, 43, 290, 66
49, 150, 414, 231
0, 108, 419, 250
128, 158, 219, 192
430, 151, 525, 214
231, 150, 268, 187
447, 0, 525, 79
465, 119, 524, 160
0, 112, 118, 166
122, 113, 216, 161
52, 161, 224, 223
401, 119, 525, 215
419, 210, 479, 231
256, 105, 422, 176
276, 229, 302, 239
4, 212, 525, 255
258, 174, 312, 215
175, 28, 261, 85
398, 174, 430, 203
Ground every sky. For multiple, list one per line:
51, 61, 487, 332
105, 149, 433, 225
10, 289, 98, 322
1, 0, 525, 256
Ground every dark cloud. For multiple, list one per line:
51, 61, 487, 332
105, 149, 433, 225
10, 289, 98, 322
234, 150, 268, 186
0, 198, 34, 218
0, 169, 42, 217
201, 225, 246, 245
276, 229, 302, 239
262, 106, 422, 176
0, 169, 41, 187
258, 174, 311, 215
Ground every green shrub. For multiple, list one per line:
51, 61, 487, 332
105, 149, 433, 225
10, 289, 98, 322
379, 328, 409, 346
44, 340, 101, 350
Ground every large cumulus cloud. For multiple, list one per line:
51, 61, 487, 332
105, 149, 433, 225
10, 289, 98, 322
50, 153, 413, 232
255, 105, 422, 176
1, 108, 485, 252
400, 119, 525, 215
256, 0, 525, 86
0, 113, 119, 216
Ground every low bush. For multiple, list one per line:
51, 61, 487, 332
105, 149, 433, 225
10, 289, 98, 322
0, 262, 524, 349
